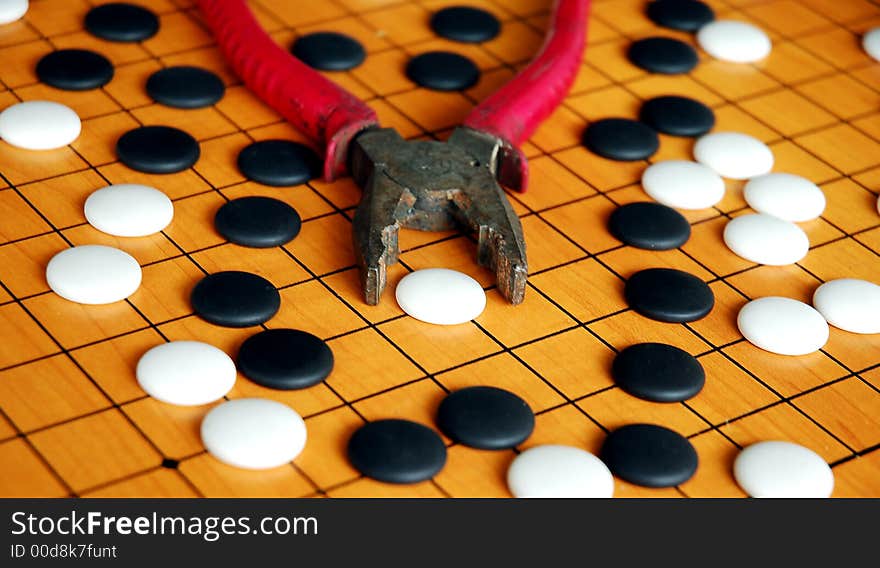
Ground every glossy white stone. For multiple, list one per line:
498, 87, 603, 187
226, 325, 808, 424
694, 132, 773, 180
697, 20, 772, 63
642, 160, 726, 210
0, 0, 28, 24
723, 213, 809, 265
507, 445, 614, 498
137, 341, 236, 406
737, 296, 829, 356
812, 278, 880, 334
734, 441, 834, 498
85, 184, 174, 237
46, 245, 142, 305
743, 173, 825, 222
201, 398, 307, 470
395, 268, 486, 325
0, 100, 81, 150
864, 27, 880, 62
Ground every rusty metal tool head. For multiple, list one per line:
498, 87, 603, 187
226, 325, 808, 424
349, 126, 528, 306
196, 0, 590, 306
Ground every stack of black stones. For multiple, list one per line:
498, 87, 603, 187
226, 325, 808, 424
34, 0, 725, 492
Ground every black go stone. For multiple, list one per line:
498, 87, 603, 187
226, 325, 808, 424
36, 49, 114, 91
430, 6, 501, 43
237, 328, 333, 390
628, 37, 698, 74
582, 118, 659, 161
436, 386, 535, 450
146, 66, 226, 109
237, 140, 322, 187
646, 0, 715, 33
190, 271, 280, 328
406, 51, 480, 91
624, 267, 714, 323
215, 196, 302, 248
600, 423, 698, 488
639, 95, 715, 137
612, 343, 705, 402
347, 419, 447, 484
85, 2, 159, 42
291, 32, 366, 71
116, 125, 199, 174
608, 201, 691, 250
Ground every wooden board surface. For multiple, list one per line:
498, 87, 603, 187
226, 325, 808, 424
1, 0, 879, 498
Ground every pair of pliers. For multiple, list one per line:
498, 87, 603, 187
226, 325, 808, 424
195, 0, 590, 305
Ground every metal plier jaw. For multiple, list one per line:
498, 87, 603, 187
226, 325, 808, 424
349, 127, 528, 307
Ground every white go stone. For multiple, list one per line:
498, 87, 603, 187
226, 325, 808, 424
85, 184, 174, 237
734, 441, 834, 498
743, 173, 825, 222
201, 398, 307, 470
507, 445, 614, 498
0, 0, 28, 24
137, 341, 236, 406
0, 100, 81, 150
46, 245, 142, 305
642, 160, 725, 210
395, 268, 486, 325
812, 278, 880, 334
737, 296, 829, 356
697, 20, 772, 63
863, 27, 880, 62
723, 213, 809, 265
694, 132, 774, 180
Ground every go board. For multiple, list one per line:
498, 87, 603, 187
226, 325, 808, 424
1, 0, 879, 498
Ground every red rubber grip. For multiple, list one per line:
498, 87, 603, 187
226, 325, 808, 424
195, 0, 378, 181
463, 0, 590, 191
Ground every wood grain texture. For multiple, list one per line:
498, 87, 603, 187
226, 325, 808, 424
0, 0, 878, 499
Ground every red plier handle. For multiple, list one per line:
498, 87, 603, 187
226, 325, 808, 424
195, 0, 589, 192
